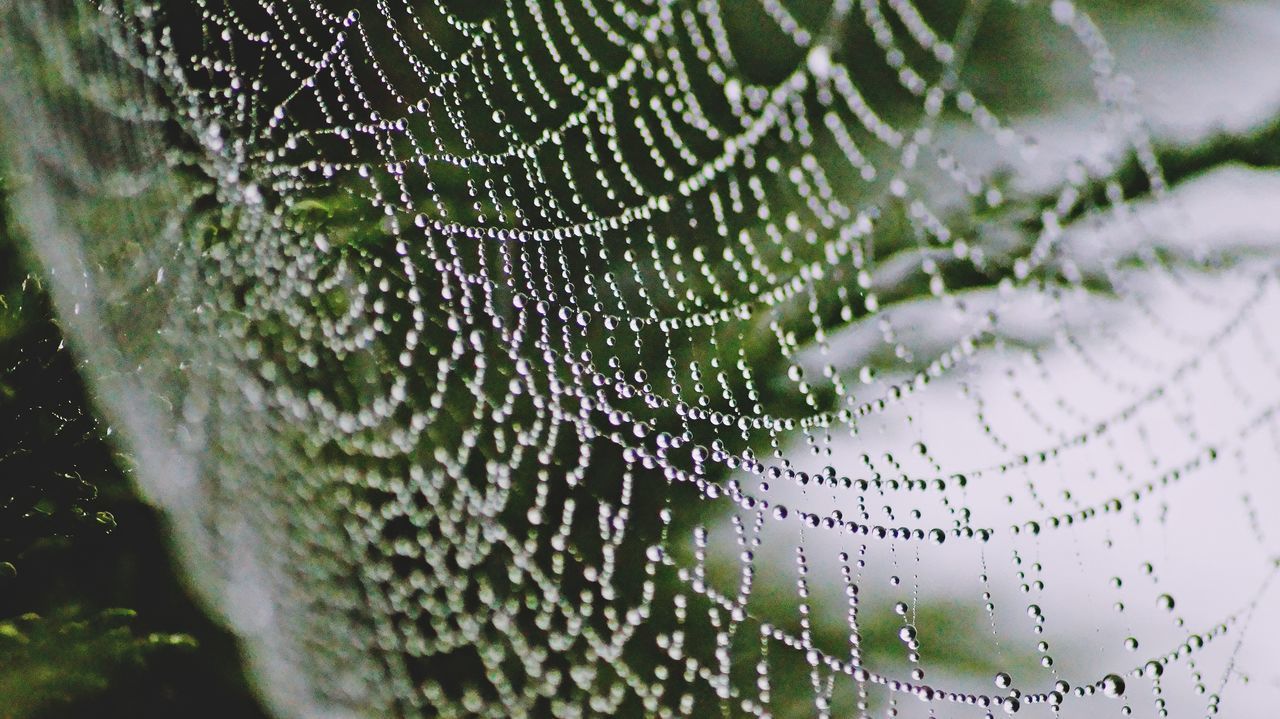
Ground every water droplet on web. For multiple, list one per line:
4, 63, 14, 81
806, 45, 832, 79
1102, 674, 1126, 697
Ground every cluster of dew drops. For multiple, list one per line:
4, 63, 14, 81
73, 0, 1280, 716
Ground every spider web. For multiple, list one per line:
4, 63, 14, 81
2, 0, 1279, 717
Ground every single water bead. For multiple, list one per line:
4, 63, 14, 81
1101, 674, 1127, 698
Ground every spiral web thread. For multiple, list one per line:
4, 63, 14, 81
2, 0, 1280, 717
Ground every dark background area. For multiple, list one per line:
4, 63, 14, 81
0, 178, 269, 718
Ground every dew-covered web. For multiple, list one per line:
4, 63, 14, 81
2, 0, 1280, 717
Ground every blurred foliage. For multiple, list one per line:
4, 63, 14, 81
0, 609, 192, 718
0, 175, 269, 718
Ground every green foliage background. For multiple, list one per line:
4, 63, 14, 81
0, 178, 268, 718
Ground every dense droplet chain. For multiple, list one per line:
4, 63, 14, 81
28, 0, 1280, 716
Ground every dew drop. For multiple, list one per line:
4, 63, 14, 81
1101, 674, 1126, 697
